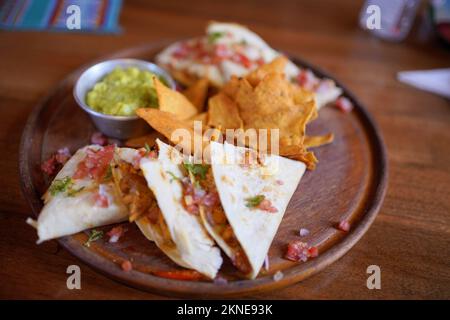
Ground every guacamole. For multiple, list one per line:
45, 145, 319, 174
86, 67, 159, 116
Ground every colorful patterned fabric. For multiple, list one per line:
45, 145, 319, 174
0, 0, 122, 33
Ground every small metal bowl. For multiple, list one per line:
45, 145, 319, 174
73, 59, 176, 139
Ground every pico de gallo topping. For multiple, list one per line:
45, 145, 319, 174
335, 97, 354, 113
107, 225, 126, 243
337, 219, 351, 232
94, 184, 110, 208
285, 240, 319, 262
41, 147, 71, 176
167, 35, 266, 72
132, 143, 158, 169
73, 145, 115, 182
245, 194, 278, 213
121, 260, 133, 272
180, 163, 253, 276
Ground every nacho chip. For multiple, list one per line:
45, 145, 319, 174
136, 108, 209, 156
153, 76, 198, 120
183, 78, 209, 112
304, 133, 334, 148
246, 56, 288, 87
208, 92, 243, 130
125, 131, 167, 148
209, 59, 321, 169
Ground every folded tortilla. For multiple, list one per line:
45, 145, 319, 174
28, 145, 128, 243
113, 143, 222, 279
201, 141, 306, 278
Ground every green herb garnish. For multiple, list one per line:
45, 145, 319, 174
245, 195, 265, 208
183, 163, 210, 180
49, 176, 73, 196
166, 171, 180, 183
103, 165, 113, 181
67, 186, 85, 197
208, 31, 224, 44
84, 229, 104, 247
144, 143, 151, 153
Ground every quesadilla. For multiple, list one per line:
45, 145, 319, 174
27, 145, 128, 243
111, 143, 222, 279
156, 21, 342, 109
199, 141, 306, 278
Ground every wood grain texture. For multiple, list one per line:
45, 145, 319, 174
1, 0, 449, 299
18, 43, 387, 297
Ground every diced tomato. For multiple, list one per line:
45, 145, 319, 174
121, 260, 132, 272
94, 191, 109, 208
41, 156, 58, 176
256, 57, 265, 66
258, 199, 278, 213
297, 69, 319, 91
73, 145, 114, 181
308, 246, 319, 258
153, 270, 203, 281
107, 226, 125, 243
335, 97, 353, 113
41, 147, 72, 176
91, 132, 108, 146
337, 220, 351, 232
235, 53, 252, 68
285, 241, 319, 262
147, 150, 158, 159
214, 44, 229, 59
172, 43, 190, 59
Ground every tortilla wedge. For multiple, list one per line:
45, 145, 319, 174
113, 143, 222, 279
27, 145, 128, 243
201, 141, 306, 278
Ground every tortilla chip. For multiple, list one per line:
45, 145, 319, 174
208, 59, 322, 169
208, 92, 243, 130
124, 131, 167, 148
246, 56, 288, 87
136, 108, 209, 156
153, 76, 198, 120
304, 133, 334, 148
222, 75, 241, 100
183, 78, 209, 112
168, 67, 198, 87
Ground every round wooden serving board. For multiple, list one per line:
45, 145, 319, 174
19, 42, 388, 298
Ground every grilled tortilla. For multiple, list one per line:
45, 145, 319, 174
200, 141, 306, 278
27, 145, 128, 243
113, 144, 222, 279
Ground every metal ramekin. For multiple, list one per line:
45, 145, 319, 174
73, 59, 176, 139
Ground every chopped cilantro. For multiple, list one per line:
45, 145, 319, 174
49, 176, 73, 196
208, 31, 224, 44
84, 229, 104, 247
103, 165, 113, 181
166, 171, 180, 183
183, 163, 210, 180
67, 186, 85, 197
245, 195, 265, 208
144, 143, 151, 153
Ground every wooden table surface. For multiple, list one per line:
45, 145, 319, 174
1, 0, 449, 299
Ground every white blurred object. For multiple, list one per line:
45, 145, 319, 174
397, 69, 450, 98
